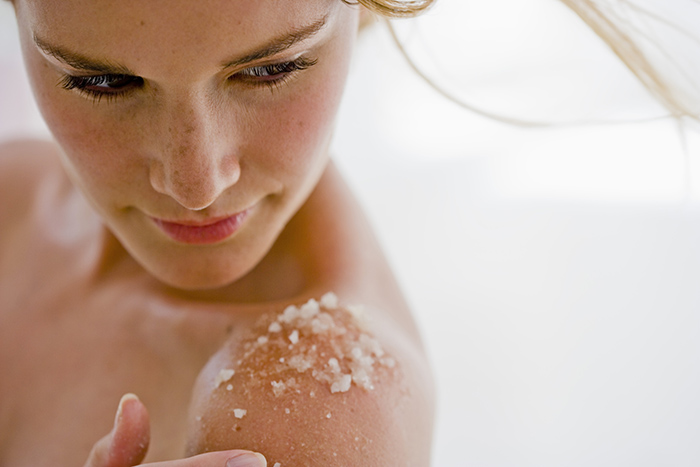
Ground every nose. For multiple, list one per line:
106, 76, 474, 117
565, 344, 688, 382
149, 93, 240, 211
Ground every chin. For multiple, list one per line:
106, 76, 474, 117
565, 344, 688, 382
155, 271, 240, 291
125, 244, 257, 292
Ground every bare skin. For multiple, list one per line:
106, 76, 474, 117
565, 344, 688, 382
0, 0, 434, 464
0, 140, 434, 465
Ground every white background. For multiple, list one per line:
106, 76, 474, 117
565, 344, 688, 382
2, 1, 700, 466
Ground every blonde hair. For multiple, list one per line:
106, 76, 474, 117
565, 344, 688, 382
368, 0, 698, 123
343, 0, 435, 17
560, 0, 698, 120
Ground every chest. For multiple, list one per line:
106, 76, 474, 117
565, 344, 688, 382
0, 264, 234, 466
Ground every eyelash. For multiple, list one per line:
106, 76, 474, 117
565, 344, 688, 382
59, 56, 319, 103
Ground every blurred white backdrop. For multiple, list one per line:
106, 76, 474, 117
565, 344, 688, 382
2, 1, 700, 466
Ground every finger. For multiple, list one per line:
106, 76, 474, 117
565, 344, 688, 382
145, 451, 267, 467
84, 393, 151, 467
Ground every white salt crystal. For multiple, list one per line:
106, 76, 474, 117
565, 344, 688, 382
271, 380, 286, 397
257, 336, 268, 345
320, 292, 339, 309
268, 321, 282, 333
279, 357, 285, 363
288, 355, 312, 372
233, 408, 247, 419
280, 305, 299, 323
360, 355, 374, 368
311, 313, 334, 334
300, 299, 320, 318
214, 369, 235, 388
360, 334, 384, 357
328, 358, 341, 373
326, 412, 332, 419
274, 463, 281, 467
331, 374, 352, 393
351, 347, 363, 360
288, 330, 299, 344
285, 408, 291, 414
351, 368, 373, 390
226, 384, 233, 391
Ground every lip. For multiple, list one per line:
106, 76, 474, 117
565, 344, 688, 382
151, 210, 250, 245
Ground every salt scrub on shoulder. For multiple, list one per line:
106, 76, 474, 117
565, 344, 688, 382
235, 292, 396, 397
214, 369, 235, 388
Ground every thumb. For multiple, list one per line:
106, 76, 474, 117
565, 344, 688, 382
85, 393, 151, 467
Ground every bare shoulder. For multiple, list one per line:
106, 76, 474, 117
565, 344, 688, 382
0, 138, 65, 224
186, 293, 435, 466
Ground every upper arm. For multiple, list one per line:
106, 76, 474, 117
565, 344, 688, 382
185, 294, 434, 467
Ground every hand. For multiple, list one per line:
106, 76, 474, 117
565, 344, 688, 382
84, 393, 267, 467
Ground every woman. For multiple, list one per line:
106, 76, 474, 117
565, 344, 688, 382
1, 0, 692, 466
0, 0, 435, 465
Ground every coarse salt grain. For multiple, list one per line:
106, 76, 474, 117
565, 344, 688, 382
331, 374, 352, 393
226, 384, 233, 391
268, 321, 282, 333
273, 463, 282, 467
285, 408, 290, 414
214, 369, 235, 388
280, 305, 299, 323
288, 330, 299, 344
299, 298, 320, 318
320, 291, 339, 309
257, 336, 269, 345
271, 380, 286, 397
328, 358, 340, 373
233, 408, 247, 419
288, 354, 312, 372
326, 412, 332, 418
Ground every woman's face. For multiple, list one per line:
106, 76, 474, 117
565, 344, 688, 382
14, 0, 360, 289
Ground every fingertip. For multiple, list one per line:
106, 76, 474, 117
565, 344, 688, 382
115, 393, 141, 425
110, 393, 150, 466
225, 452, 267, 467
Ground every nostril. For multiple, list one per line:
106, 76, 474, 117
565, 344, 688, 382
148, 155, 241, 211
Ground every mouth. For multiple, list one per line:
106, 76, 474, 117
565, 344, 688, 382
151, 210, 250, 245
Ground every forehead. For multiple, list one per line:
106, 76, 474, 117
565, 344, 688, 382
19, 0, 338, 74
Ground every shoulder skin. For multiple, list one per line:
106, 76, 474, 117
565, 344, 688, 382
0, 138, 66, 227
185, 295, 435, 467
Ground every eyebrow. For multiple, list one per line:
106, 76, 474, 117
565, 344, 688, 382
221, 14, 329, 69
33, 35, 135, 75
32, 14, 329, 76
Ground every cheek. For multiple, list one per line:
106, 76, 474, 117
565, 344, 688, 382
19, 37, 140, 207
46, 104, 145, 208
251, 60, 351, 183
32, 84, 147, 210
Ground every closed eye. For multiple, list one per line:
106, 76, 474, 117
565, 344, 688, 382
59, 73, 143, 102
231, 56, 318, 88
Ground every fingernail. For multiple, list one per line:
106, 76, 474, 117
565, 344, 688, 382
115, 393, 140, 427
225, 452, 267, 467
